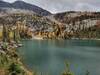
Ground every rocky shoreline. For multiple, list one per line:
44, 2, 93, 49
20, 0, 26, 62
0, 41, 33, 75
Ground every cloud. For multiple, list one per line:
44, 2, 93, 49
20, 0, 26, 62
3, 0, 16, 3
3, 0, 100, 13
74, 3, 100, 11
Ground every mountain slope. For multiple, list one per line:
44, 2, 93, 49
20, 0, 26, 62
45, 11, 100, 39
0, 10, 100, 39
0, 0, 11, 7
0, 0, 51, 16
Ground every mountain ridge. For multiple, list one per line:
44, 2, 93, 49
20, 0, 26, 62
0, 0, 51, 16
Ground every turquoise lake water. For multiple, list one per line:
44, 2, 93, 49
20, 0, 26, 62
18, 39, 100, 75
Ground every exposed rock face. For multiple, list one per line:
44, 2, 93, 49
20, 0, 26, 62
0, 11, 100, 39
0, 13, 55, 39
49, 12, 100, 34
45, 11, 100, 39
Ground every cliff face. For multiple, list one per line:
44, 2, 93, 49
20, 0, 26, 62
0, 12, 55, 39
0, 11, 100, 39
53, 11, 100, 30
46, 11, 100, 39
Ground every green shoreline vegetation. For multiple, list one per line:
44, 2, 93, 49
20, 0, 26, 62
0, 17, 33, 75
1, 12, 99, 75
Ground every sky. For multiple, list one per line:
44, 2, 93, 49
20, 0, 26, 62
3, 0, 100, 13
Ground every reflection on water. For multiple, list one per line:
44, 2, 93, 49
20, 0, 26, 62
18, 39, 100, 75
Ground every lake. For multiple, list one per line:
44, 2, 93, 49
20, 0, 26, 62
18, 39, 100, 75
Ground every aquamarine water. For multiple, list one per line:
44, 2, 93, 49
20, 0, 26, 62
18, 40, 100, 75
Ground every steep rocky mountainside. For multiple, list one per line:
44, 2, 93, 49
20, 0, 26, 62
0, 13, 55, 32
0, 0, 51, 16
0, 10, 100, 39
46, 11, 100, 32
0, 12, 56, 39
46, 11, 100, 39
54, 11, 100, 23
